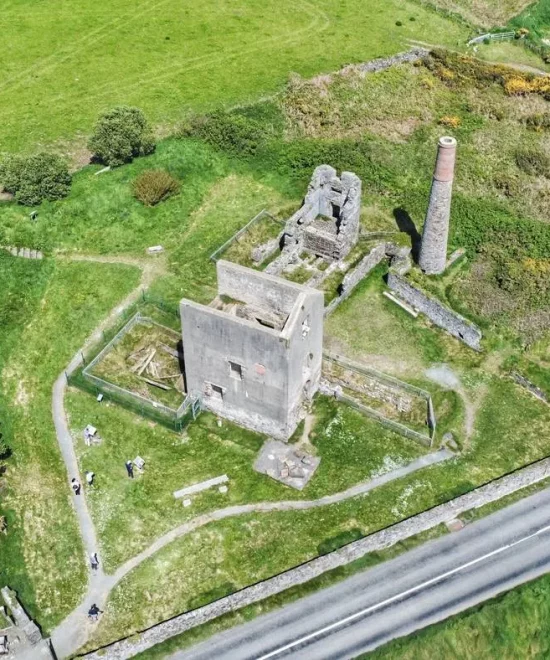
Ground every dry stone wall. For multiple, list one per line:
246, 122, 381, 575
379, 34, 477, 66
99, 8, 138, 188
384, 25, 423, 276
511, 372, 548, 403
324, 244, 386, 316
338, 47, 429, 77
387, 273, 482, 350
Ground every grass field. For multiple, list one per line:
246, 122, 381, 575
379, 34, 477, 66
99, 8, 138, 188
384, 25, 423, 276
68, 390, 425, 571
0, 0, 469, 154
80, 369, 550, 650
0, 256, 140, 630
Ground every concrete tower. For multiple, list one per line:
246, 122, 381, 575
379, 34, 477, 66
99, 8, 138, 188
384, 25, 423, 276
419, 136, 457, 275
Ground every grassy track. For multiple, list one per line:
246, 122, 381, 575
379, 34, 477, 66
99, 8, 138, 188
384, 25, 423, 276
0, 0, 468, 152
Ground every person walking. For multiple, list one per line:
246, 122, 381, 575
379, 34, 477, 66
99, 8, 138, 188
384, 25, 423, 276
88, 603, 101, 621
71, 478, 81, 495
85, 471, 95, 488
90, 552, 99, 571
125, 460, 134, 478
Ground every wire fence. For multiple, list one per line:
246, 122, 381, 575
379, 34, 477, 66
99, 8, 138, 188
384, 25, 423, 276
68, 369, 197, 432
68, 298, 200, 432
323, 352, 436, 445
209, 209, 284, 263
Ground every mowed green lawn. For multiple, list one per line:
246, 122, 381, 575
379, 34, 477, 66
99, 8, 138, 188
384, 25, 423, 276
0, 0, 468, 152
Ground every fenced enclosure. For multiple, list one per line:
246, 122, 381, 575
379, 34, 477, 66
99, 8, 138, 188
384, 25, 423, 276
68, 299, 201, 432
323, 352, 436, 447
209, 209, 284, 267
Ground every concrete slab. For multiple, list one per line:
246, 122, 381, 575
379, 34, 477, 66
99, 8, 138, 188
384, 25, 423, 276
254, 440, 320, 491
174, 475, 228, 499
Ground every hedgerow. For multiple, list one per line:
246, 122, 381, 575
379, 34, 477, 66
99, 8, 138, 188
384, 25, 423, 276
181, 110, 269, 157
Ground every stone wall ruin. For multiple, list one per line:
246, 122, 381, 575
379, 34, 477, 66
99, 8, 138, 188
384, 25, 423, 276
257, 165, 361, 274
387, 273, 482, 350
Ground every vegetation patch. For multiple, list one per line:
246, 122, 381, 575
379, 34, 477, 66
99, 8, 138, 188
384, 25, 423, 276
0, 153, 71, 206
133, 170, 180, 207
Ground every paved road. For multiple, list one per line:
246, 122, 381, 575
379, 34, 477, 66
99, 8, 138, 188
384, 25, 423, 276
173, 486, 550, 660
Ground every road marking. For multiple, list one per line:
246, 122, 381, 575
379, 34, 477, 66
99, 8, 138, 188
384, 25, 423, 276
258, 522, 550, 659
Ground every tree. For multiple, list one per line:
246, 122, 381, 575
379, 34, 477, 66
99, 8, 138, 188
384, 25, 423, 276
88, 106, 155, 167
0, 152, 71, 206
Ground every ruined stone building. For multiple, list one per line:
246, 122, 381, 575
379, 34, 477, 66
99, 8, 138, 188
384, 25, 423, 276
180, 261, 324, 440
256, 165, 362, 274
419, 136, 457, 275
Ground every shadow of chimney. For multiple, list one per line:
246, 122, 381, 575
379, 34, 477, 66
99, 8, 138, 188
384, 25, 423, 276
393, 207, 421, 263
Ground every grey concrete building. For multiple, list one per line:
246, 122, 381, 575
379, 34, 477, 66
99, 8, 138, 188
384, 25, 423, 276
419, 136, 457, 275
180, 261, 324, 440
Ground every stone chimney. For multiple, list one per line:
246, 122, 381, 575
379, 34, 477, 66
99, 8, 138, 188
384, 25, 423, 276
418, 136, 457, 275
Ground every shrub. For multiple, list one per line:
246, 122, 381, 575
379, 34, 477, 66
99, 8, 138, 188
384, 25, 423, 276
0, 437, 10, 461
0, 152, 71, 206
503, 76, 531, 95
395, 20, 403, 26
427, 50, 507, 88
439, 115, 461, 128
420, 76, 435, 89
515, 148, 550, 177
182, 110, 268, 157
504, 75, 550, 98
132, 170, 179, 206
525, 113, 550, 131
88, 106, 155, 167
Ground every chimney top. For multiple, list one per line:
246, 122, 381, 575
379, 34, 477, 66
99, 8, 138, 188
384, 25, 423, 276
438, 136, 457, 148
